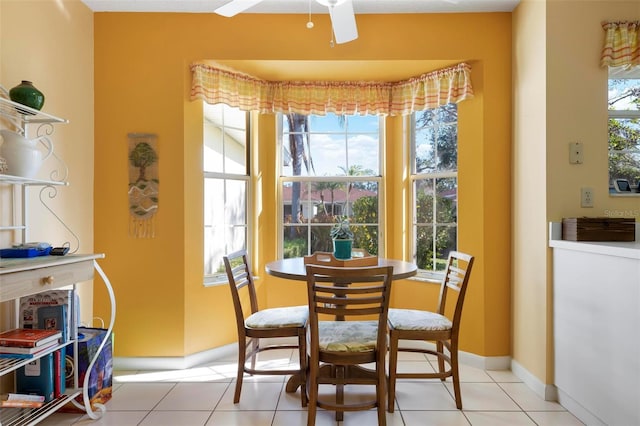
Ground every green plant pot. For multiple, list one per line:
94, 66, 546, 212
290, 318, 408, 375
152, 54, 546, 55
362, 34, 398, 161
333, 239, 353, 260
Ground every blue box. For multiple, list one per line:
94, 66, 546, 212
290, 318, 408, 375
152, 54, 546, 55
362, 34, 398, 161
0, 246, 51, 258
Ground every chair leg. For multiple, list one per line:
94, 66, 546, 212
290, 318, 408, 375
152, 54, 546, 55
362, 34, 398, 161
307, 357, 318, 426
436, 340, 446, 378
336, 365, 344, 421
250, 337, 258, 372
451, 344, 462, 409
234, 337, 247, 403
298, 329, 308, 407
387, 332, 398, 413
377, 358, 387, 426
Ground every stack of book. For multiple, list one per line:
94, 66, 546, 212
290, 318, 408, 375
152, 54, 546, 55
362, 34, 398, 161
0, 328, 61, 359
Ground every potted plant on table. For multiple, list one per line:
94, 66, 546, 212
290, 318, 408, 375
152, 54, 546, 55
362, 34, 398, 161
330, 216, 354, 260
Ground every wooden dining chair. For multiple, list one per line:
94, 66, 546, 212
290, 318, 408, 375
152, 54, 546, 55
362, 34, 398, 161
304, 264, 394, 426
223, 250, 308, 405
387, 251, 475, 411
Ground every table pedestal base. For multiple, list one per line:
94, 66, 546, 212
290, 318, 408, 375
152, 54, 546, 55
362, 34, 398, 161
286, 364, 381, 421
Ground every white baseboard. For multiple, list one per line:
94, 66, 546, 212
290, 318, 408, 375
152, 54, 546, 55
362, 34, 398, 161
511, 359, 557, 401
556, 388, 606, 426
114, 338, 510, 372
114, 342, 237, 371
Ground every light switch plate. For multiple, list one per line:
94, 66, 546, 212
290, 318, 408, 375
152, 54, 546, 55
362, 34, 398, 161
569, 142, 583, 164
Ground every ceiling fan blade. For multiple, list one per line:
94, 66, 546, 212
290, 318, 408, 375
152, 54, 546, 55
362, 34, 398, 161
329, 0, 358, 44
214, 0, 264, 17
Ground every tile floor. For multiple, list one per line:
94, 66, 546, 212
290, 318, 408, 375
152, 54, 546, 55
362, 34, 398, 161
38, 349, 584, 426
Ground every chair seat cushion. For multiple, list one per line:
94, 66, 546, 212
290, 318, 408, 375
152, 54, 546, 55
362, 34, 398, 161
246, 305, 308, 329
388, 308, 452, 331
316, 320, 378, 352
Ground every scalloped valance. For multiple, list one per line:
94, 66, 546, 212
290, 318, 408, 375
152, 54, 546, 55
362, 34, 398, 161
190, 61, 474, 116
601, 21, 640, 68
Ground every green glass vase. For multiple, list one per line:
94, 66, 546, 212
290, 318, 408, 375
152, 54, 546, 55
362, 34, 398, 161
9, 80, 45, 111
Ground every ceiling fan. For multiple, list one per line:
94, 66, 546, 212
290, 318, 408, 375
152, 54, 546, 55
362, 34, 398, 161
215, 0, 358, 44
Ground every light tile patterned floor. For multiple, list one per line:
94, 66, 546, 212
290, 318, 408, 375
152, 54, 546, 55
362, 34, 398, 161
39, 349, 584, 426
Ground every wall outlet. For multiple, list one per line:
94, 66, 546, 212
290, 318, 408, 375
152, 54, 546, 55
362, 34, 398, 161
581, 187, 594, 207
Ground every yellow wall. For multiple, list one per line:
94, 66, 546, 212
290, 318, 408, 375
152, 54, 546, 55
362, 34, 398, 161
512, 0, 640, 385
512, 0, 549, 384
0, 0, 95, 323
93, 12, 513, 358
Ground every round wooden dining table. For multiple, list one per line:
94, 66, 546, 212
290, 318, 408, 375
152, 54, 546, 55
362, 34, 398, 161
265, 256, 418, 281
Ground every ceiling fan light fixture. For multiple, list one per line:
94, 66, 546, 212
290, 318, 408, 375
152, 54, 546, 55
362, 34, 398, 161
316, 0, 348, 7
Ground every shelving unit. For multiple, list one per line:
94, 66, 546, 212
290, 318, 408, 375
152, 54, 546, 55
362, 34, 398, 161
0, 96, 115, 425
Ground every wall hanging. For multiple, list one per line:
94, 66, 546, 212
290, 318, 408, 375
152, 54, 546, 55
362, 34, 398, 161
127, 133, 159, 238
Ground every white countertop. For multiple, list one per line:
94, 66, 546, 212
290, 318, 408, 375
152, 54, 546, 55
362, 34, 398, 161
549, 222, 640, 260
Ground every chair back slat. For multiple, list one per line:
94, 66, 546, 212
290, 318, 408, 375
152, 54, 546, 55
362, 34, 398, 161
316, 306, 383, 316
437, 251, 475, 323
315, 295, 384, 306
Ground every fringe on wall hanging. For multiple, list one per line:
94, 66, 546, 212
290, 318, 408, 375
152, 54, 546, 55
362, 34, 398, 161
128, 133, 159, 238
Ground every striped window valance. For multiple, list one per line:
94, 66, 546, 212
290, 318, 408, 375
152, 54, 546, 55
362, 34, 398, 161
601, 21, 640, 68
190, 61, 474, 116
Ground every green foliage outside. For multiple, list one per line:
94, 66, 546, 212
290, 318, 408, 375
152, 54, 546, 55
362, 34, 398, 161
608, 79, 640, 186
414, 189, 457, 271
284, 237, 307, 258
351, 195, 378, 255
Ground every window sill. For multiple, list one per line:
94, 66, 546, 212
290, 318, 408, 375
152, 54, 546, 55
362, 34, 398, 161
204, 275, 227, 288
408, 271, 444, 284
204, 274, 262, 288
609, 192, 640, 197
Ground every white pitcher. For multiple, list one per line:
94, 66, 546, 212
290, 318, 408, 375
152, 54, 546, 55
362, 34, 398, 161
0, 129, 53, 178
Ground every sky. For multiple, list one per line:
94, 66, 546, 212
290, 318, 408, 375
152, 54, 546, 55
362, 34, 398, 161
281, 113, 380, 176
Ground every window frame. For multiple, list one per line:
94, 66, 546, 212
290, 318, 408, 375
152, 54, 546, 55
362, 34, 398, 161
203, 104, 252, 286
276, 113, 385, 259
408, 107, 459, 281
607, 68, 640, 197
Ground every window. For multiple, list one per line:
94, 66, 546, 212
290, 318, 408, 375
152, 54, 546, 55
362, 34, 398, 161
278, 113, 382, 258
410, 104, 458, 274
203, 103, 250, 284
608, 71, 640, 194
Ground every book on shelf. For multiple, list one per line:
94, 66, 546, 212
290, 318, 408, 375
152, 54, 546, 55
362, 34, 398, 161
20, 289, 77, 340
53, 349, 64, 397
0, 341, 58, 357
16, 353, 55, 402
0, 328, 62, 348
7, 393, 46, 403
1, 393, 46, 408
0, 399, 44, 408
38, 304, 68, 342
